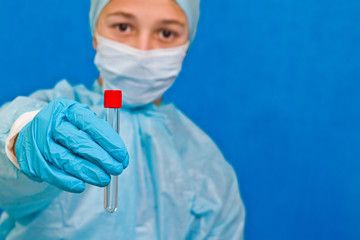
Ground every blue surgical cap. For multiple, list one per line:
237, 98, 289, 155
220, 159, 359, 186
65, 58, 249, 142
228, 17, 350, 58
89, 0, 200, 43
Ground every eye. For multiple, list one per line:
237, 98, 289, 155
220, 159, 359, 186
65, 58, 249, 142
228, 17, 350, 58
159, 30, 175, 40
116, 23, 131, 33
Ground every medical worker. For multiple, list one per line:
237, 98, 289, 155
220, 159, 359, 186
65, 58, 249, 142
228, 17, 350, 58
0, 0, 245, 239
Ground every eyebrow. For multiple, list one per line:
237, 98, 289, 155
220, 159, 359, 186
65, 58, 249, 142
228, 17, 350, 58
107, 11, 185, 27
107, 11, 136, 20
159, 20, 186, 27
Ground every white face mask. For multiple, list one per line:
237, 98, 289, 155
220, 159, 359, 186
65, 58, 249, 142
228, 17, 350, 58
94, 34, 189, 108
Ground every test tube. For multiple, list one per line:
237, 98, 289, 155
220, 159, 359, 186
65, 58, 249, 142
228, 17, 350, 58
104, 90, 122, 213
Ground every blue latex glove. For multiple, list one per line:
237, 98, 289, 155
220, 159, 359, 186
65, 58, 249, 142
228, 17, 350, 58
15, 97, 129, 193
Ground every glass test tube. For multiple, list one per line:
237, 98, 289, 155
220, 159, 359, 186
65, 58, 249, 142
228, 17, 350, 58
104, 90, 122, 213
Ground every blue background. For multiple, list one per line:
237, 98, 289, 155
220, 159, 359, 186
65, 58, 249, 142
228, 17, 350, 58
0, 0, 359, 239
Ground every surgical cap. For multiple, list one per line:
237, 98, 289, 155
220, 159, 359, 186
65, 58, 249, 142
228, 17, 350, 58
89, 0, 200, 43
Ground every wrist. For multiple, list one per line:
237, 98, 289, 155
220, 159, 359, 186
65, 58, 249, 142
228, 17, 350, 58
5, 110, 40, 169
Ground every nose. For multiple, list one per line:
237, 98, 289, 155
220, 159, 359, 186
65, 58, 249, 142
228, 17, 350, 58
135, 31, 154, 51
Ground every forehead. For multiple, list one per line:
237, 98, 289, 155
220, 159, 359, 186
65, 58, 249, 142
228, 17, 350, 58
102, 0, 187, 20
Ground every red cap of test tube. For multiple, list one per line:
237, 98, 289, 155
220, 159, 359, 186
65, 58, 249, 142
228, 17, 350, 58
104, 90, 122, 108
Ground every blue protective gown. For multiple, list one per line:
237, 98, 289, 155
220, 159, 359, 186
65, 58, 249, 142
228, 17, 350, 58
0, 80, 245, 239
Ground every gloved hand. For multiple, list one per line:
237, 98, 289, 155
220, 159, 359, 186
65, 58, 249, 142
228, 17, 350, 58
15, 97, 129, 193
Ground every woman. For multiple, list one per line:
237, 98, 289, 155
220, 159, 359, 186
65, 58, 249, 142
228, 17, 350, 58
0, 0, 245, 239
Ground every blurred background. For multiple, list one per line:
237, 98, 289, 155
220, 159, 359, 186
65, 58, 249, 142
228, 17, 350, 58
0, 0, 359, 239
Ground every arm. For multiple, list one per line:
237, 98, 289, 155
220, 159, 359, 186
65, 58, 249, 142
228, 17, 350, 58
0, 97, 60, 224
0, 96, 129, 226
0, 80, 102, 223
188, 166, 245, 240
168, 108, 246, 239
205, 171, 245, 240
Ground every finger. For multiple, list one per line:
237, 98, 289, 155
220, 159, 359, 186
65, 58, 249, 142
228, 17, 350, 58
48, 142, 111, 187
17, 140, 86, 193
122, 153, 129, 169
52, 121, 124, 175
37, 161, 86, 193
64, 103, 128, 163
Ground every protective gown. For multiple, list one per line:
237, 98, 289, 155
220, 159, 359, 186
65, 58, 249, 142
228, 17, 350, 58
0, 80, 245, 239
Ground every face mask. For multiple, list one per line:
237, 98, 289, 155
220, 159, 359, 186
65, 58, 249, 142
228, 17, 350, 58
94, 34, 189, 108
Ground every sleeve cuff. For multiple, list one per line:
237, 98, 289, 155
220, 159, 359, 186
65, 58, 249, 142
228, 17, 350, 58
5, 110, 40, 169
